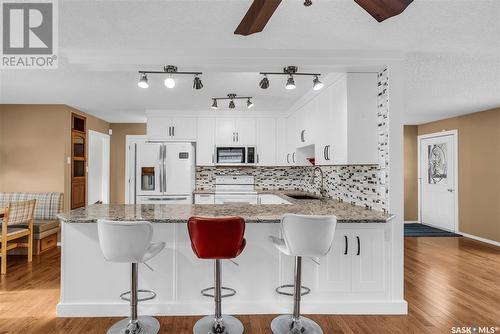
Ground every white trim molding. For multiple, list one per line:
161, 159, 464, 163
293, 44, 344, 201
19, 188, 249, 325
460, 232, 500, 247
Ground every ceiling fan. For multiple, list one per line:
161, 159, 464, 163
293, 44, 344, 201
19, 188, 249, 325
234, 0, 414, 36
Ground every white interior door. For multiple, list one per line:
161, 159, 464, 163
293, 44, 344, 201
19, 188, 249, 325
88, 131, 110, 204
419, 131, 457, 231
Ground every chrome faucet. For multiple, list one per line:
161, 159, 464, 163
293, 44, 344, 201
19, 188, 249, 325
311, 167, 327, 198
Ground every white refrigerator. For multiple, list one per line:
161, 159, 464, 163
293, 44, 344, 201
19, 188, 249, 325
134, 142, 195, 204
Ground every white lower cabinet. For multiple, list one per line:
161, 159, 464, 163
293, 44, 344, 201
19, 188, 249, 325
318, 225, 386, 294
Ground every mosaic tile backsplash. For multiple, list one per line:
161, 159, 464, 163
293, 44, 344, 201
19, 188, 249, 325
196, 69, 390, 212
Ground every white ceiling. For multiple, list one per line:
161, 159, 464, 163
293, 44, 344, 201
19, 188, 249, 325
0, 0, 499, 124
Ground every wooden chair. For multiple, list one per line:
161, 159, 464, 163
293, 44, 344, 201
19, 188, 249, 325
0, 200, 36, 274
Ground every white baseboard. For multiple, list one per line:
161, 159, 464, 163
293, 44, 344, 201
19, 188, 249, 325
460, 232, 500, 247
404, 221, 419, 224
56, 300, 408, 317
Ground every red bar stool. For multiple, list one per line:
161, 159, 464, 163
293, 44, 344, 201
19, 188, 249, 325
187, 216, 246, 334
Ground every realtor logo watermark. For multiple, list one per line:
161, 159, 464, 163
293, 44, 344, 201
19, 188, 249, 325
1, 0, 58, 69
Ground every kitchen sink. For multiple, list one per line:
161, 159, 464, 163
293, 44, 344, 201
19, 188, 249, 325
285, 194, 321, 200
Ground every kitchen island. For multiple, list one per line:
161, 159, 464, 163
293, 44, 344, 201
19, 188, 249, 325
57, 192, 406, 317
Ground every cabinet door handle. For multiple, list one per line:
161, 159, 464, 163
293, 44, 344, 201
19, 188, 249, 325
323, 146, 327, 160
292, 152, 295, 163
356, 236, 360, 256
326, 145, 331, 161
236, 132, 239, 142
301, 130, 305, 143
257, 154, 259, 164
168, 126, 171, 137
232, 132, 235, 142
172, 126, 175, 137
286, 153, 290, 164
344, 235, 348, 255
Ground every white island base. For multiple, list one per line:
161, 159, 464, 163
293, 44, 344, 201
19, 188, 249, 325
57, 222, 407, 317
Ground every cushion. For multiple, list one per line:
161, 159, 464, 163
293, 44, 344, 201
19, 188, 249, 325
10, 219, 60, 234
7, 227, 29, 236
0, 192, 63, 220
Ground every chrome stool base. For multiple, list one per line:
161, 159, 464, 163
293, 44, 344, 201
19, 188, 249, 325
107, 316, 160, 334
193, 315, 244, 334
271, 315, 323, 334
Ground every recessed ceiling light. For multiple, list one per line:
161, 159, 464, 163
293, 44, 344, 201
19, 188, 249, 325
137, 74, 149, 89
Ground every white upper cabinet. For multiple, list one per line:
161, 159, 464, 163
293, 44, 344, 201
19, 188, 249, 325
276, 118, 288, 166
345, 73, 379, 165
289, 72, 378, 166
215, 118, 256, 146
147, 116, 197, 141
196, 118, 215, 166
256, 118, 276, 166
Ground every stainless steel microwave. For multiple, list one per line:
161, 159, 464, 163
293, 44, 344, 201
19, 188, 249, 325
215, 146, 256, 166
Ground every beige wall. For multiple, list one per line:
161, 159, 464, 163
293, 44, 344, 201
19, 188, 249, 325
109, 123, 146, 204
404, 125, 418, 221
0, 104, 109, 211
405, 107, 500, 242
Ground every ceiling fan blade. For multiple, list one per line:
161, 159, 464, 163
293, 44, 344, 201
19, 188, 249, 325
234, 0, 282, 36
354, 0, 413, 22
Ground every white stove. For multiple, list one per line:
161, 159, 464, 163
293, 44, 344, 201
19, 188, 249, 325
214, 175, 258, 204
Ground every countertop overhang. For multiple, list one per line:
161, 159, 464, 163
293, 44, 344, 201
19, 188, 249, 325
58, 191, 393, 224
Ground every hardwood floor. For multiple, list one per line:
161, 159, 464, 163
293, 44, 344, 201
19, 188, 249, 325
0, 237, 499, 333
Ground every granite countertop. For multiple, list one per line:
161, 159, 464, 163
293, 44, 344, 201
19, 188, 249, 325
58, 191, 393, 224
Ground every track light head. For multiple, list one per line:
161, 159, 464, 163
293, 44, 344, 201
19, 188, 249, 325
193, 75, 203, 90
313, 75, 324, 91
285, 75, 296, 90
259, 75, 269, 89
138, 73, 149, 89
247, 98, 254, 109
229, 100, 236, 109
304, 0, 312, 6
211, 99, 218, 110
164, 75, 175, 88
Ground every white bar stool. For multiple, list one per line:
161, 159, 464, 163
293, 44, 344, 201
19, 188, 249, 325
269, 214, 337, 334
97, 220, 166, 334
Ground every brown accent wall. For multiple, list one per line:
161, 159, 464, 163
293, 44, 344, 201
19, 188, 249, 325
404, 125, 418, 221
405, 107, 500, 242
0, 104, 109, 211
109, 123, 146, 204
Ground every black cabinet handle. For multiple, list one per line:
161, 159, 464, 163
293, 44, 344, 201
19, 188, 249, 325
286, 153, 290, 164
326, 145, 331, 160
292, 152, 295, 163
344, 235, 348, 255
323, 146, 327, 160
356, 236, 360, 256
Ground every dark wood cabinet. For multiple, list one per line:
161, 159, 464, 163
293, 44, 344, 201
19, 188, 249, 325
71, 114, 87, 209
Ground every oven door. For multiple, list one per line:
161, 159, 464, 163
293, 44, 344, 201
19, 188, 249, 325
216, 147, 246, 165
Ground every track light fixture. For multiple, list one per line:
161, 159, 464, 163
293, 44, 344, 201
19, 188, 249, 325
313, 75, 324, 91
259, 66, 323, 91
259, 75, 269, 89
247, 98, 254, 109
193, 75, 203, 90
211, 94, 254, 110
304, 0, 313, 6
137, 73, 149, 89
285, 75, 296, 90
211, 98, 218, 110
137, 65, 203, 89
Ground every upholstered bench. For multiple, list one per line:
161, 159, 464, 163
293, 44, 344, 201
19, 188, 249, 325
0, 192, 63, 255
